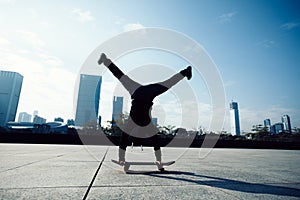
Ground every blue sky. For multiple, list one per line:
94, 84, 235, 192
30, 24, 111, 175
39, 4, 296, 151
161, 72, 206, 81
0, 0, 299, 132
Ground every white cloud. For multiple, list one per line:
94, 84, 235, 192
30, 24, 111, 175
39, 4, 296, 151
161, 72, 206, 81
256, 39, 276, 48
40, 21, 51, 29
123, 23, 145, 32
218, 11, 237, 23
223, 80, 235, 88
37, 51, 64, 66
281, 22, 300, 30
114, 16, 126, 25
0, 0, 15, 4
0, 36, 11, 46
0, 38, 76, 122
27, 8, 39, 19
71, 8, 94, 23
17, 31, 46, 46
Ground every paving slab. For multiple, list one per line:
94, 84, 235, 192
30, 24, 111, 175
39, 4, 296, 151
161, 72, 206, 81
0, 143, 299, 199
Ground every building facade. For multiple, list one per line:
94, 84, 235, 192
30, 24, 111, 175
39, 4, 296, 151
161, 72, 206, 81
152, 117, 158, 127
264, 118, 271, 132
75, 74, 102, 127
18, 112, 32, 123
230, 101, 241, 136
281, 114, 292, 133
112, 96, 123, 126
270, 123, 284, 134
0, 71, 23, 126
33, 115, 46, 124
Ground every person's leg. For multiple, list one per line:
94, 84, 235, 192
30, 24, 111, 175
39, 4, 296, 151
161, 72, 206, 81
119, 131, 129, 163
98, 53, 141, 95
152, 134, 164, 170
154, 147, 162, 162
98, 53, 124, 79
159, 66, 192, 88
145, 66, 192, 98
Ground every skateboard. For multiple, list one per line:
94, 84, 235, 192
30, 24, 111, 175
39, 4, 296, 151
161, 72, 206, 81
111, 159, 175, 173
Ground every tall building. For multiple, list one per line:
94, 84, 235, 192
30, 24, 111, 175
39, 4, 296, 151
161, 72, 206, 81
264, 119, 271, 132
33, 110, 38, 119
112, 96, 123, 126
0, 71, 23, 126
33, 115, 46, 124
282, 114, 292, 133
75, 74, 102, 127
230, 101, 241, 136
270, 123, 284, 134
152, 117, 158, 127
18, 112, 32, 122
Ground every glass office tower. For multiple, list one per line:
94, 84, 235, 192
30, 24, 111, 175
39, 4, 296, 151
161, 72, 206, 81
281, 114, 292, 133
75, 74, 102, 127
230, 101, 241, 136
0, 71, 23, 126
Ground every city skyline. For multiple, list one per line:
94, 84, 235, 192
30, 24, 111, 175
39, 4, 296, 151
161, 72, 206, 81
0, 1, 299, 131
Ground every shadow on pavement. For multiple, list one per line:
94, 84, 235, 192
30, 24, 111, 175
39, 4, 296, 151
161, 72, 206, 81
143, 171, 300, 198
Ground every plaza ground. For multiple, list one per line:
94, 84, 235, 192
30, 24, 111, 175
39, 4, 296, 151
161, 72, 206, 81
0, 143, 299, 199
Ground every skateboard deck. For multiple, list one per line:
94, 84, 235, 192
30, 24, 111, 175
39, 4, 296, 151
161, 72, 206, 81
111, 159, 175, 173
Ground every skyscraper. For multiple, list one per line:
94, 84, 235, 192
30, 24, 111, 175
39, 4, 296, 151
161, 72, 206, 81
33, 110, 38, 119
152, 117, 158, 127
264, 119, 271, 132
230, 101, 241, 136
0, 71, 23, 126
33, 115, 46, 124
75, 74, 102, 126
281, 114, 292, 133
112, 96, 123, 126
18, 112, 32, 122
270, 123, 284, 134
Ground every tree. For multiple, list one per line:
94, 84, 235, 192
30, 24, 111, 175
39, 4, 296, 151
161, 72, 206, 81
292, 127, 300, 134
54, 117, 64, 122
251, 124, 268, 133
105, 113, 129, 136
67, 119, 75, 126
160, 125, 176, 136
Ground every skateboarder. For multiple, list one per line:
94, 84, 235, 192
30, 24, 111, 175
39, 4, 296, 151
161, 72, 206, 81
98, 53, 192, 167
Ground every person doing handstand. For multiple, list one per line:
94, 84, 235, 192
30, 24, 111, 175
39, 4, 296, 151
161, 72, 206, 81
98, 53, 192, 168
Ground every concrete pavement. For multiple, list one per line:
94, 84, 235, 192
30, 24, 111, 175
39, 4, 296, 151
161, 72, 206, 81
0, 143, 299, 199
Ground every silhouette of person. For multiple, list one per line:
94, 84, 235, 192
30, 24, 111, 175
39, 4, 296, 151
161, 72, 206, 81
98, 53, 192, 168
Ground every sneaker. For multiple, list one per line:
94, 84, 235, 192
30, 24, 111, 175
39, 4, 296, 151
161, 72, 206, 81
98, 53, 112, 66
156, 161, 164, 171
97, 53, 107, 65
119, 160, 126, 166
180, 66, 192, 80
185, 66, 192, 80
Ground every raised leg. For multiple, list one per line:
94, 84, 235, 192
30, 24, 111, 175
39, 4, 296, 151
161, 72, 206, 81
145, 66, 193, 98
158, 66, 192, 89
98, 53, 141, 95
